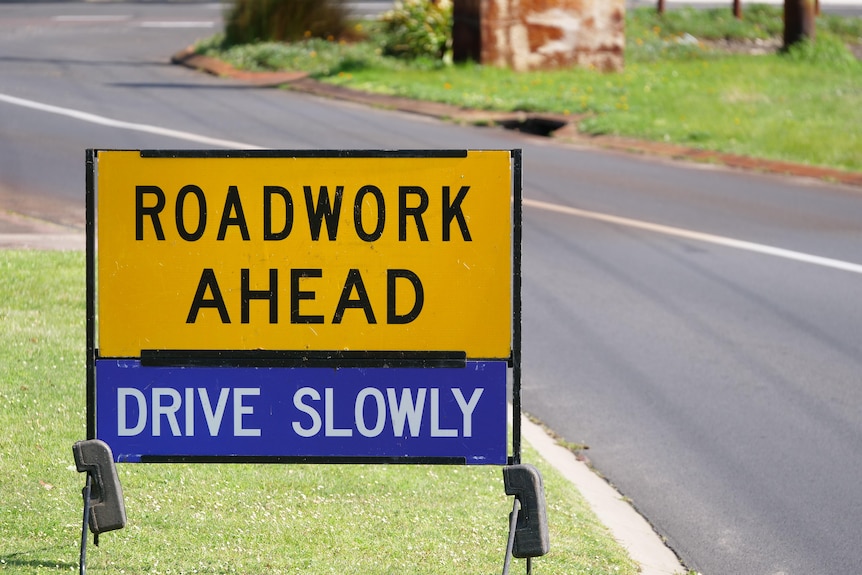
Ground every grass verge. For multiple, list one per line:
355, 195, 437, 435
196, 6, 862, 173
0, 250, 637, 574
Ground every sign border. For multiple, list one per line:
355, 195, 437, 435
86, 149, 523, 465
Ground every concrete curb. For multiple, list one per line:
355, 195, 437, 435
521, 414, 688, 575
172, 47, 862, 188
171, 47, 310, 87
0, 210, 84, 250
0, 233, 84, 250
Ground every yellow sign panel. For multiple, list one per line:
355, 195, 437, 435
96, 150, 514, 359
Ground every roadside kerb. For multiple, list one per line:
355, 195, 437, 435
520, 413, 687, 575
0, 210, 84, 250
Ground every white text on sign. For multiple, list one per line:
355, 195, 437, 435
116, 386, 484, 439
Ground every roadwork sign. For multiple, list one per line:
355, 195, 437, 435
86, 150, 521, 464
95, 150, 513, 359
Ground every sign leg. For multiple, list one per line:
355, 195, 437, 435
502, 497, 521, 575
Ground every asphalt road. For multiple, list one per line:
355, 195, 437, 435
2, 3, 862, 574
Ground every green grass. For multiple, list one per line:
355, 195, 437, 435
630, 5, 862, 43
197, 5, 862, 173
0, 250, 637, 574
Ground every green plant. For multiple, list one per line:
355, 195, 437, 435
626, 6, 783, 64
822, 14, 862, 43
640, 5, 784, 41
783, 32, 860, 70
223, 0, 352, 46
198, 34, 386, 77
379, 0, 452, 61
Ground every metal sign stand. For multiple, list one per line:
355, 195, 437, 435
502, 497, 522, 575
502, 464, 550, 573
73, 440, 127, 575
78, 475, 92, 575
77, 149, 549, 574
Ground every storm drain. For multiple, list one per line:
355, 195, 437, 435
496, 115, 569, 137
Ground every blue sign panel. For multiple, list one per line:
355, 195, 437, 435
95, 360, 507, 464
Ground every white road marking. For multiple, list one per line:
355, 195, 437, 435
2, 91, 858, 275
52, 15, 215, 28
139, 22, 216, 29
53, 15, 131, 22
0, 93, 263, 150
524, 198, 862, 274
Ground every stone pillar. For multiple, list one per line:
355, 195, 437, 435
453, 0, 625, 72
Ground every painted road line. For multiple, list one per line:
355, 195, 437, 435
139, 22, 216, 29
0, 93, 262, 150
524, 198, 862, 275
3, 91, 858, 275
53, 15, 131, 23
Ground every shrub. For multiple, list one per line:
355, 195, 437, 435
784, 33, 860, 70
379, 0, 452, 61
223, 0, 352, 46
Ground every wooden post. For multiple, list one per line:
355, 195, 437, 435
733, 0, 742, 19
784, 0, 817, 49
658, 0, 665, 15
452, 0, 481, 63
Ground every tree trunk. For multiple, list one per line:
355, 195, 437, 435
733, 0, 742, 19
658, 0, 665, 15
784, 0, 816, 49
